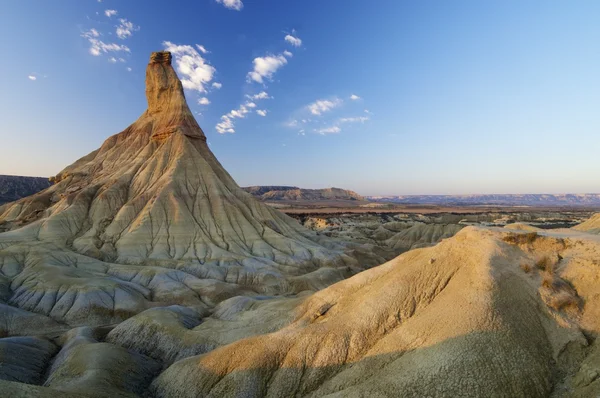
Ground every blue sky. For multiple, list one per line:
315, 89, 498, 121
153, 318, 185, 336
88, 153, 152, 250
2, 1, 600, 195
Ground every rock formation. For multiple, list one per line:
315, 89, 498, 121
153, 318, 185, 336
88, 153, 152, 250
301, 215, 464, 258
0, 51, 381, 331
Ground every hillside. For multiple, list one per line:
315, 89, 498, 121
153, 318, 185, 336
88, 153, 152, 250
145, 227, 600, 397
0, 51, 383, 330
574, 212, 600, 233
0, 175, 51, 205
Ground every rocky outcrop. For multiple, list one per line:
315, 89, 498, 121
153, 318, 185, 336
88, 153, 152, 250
0, 51, 382, 329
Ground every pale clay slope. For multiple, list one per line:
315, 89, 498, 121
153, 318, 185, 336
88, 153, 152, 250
574, 212, 600, 234
3, 226, 599, 397
0, 52, 382, 331
302, 216, 465, 261
148, 226, 600, 397
1, 52, 600, 397
2, 225, 600, 395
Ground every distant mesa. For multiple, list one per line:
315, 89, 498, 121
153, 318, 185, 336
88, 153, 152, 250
243, 186, 365, 202
369, 193, 600, 207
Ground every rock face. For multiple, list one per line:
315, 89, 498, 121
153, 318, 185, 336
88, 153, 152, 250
0, 52, 379, 329
0, 175, 51, 205
243, 186, 365, 202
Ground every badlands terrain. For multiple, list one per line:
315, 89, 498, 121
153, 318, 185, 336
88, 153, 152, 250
292, 209, 595, 261
2, 52, 600, 397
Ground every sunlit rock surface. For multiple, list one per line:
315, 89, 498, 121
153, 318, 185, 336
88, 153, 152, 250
0, 51, 382, 329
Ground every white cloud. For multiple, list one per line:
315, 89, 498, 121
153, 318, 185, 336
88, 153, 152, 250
28, 75, 37, 81
315, 126, 341, 134
350, 94, 360, 100
285, 34, 302, 47
247, 91, 270, 100
82, 29, 130, 56
216, 116, 235, 134
247, 54, 287, 83
108, 57, 117, 63
196, 44, 209, 54
212, 82, 222, 89
104, 9, 117, 17
216, 100, 263, 133
256, 109, 267, 116
127, 67, 132, 72
229, 105, 250, 118
198, 97, 211, 105
339, 116, 369, 123
216, 0, 243, 11
307, 98, 342, 115
116, 18, 139, 39
163, 41, 216, 93
283, 50, 293, 58
364, 109, 373, 114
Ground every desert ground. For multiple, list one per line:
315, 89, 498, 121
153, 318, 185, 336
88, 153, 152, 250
2, 52, 600, 397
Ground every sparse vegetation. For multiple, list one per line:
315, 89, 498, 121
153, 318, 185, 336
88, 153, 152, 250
539, 271, 581, 312
503, 232, 538, 245
541, 271, 555, 289
520, 263, 532, 273
535, 256, 554, 273
549, 290, 580, 311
